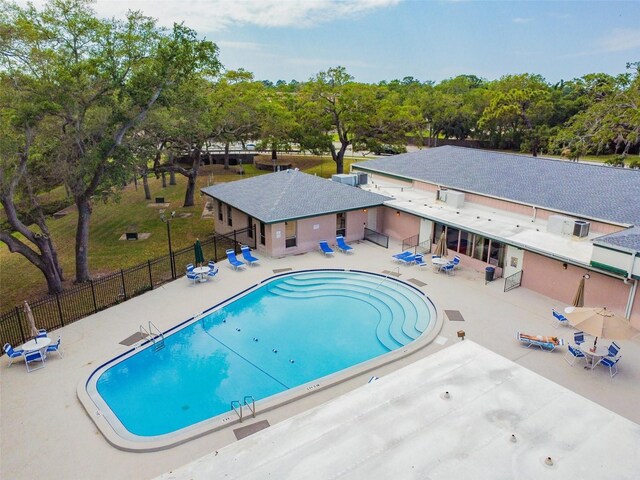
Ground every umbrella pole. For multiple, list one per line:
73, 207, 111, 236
593, 337, 598, 349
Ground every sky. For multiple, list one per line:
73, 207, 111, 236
16, 0, 640, 84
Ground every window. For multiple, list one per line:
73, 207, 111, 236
458, 231, 470, 255
217, 201, 223, 222
336, 212, 346, 237
472, 234, 489, 263
247, 216, 253, 238
259, 222, 266, 246
285, 221, 297, 248
446, 227, 460, 251
489, 240, 505, 267
433, 222, 446, 243
227, 205, 233, 227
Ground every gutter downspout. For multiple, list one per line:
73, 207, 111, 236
531, 206, 537, 222
624, 253, 638, 319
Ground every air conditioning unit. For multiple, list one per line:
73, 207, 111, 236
547, 214, 575, 235
573, 220, 590, 238
331, 174, 358, 186
356, 172, 368, 185
438, 189, 448, 202
445, 190, 465, 208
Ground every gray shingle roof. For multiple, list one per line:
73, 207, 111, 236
594, 226, 640, 252
200, 170, 390, 224
354, 146, 640, 251
354, 146, 640, 226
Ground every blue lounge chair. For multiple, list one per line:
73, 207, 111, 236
25, 349, 45, 372
226, 249, 246, 270
398, 253, 423, 265
552, 309, 569, 328
451, 255, 461, 269
319, 241, 334, 256
336, 235, 353, 254
517, 332, 564, 351
240, 245, 260, 265
36, 329, 48, 339
564, 345, 586, 366
574, 331, 585, 345
186, 263, 194, 272
599, 355, 621, 378
392, 251, 413, 262
3, 343, 24, 367
46, 336, 64, 359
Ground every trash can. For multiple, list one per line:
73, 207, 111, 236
485, 266, 495, 283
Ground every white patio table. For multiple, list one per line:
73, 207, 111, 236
192, 266, 211, 282
21, 337, 51, 353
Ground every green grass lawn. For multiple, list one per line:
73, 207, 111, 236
0, 156, 354, 310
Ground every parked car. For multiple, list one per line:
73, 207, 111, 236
374, 145, 406, 155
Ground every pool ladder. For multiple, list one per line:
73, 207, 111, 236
231, 396, 256, 423
369, 267, 400, 295
139, 321, 165, 352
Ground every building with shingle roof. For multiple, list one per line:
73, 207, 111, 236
201, 169, 390, 257
351, 146, 640, 326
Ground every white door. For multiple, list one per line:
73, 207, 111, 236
367, 208, 377, 231
503, 245, 524, 278
419, 218, 433, 245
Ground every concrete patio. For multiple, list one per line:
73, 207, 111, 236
2, 239, 639, 479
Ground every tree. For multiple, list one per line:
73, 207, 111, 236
479, 74, 552, 156
296, 67, 409, 174
0, 75, 65, 293
0, 0, 220, 283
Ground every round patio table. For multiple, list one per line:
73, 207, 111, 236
21, 337, 51, 352
577, 343, 609, 370
192, 266, 211, 282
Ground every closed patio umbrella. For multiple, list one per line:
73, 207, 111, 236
433, 231, 448, 257
564, 306, 638, 349
194, 239, 205, 266
24, 301, 38, 339
572, 277, 585, 308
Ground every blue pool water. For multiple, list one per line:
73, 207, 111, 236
90, 271, 434, 438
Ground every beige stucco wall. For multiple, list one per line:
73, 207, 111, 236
380, 207, 420, 241
520, 250, 638, 326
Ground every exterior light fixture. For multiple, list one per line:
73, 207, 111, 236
563, 263, 568, 270
362, 208, 367, 213
583, 273, 590, 279
396, 211, 400, 216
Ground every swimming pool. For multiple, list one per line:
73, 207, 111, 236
82, 270, 438, 449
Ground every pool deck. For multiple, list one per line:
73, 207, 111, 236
2, 239, 640, 479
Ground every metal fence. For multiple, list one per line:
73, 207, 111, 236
0, 227, 255, 349
364, 227, 389, 249
504, 270, 524, 292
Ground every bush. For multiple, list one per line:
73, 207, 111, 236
628, 158, 640, 169
604, 155, 626, 168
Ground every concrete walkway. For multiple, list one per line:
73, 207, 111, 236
2, 239, 639, 480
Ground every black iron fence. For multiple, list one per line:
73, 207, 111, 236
1, 227, 255, 349
364, 227, 389, 249
504, 270, 524, 292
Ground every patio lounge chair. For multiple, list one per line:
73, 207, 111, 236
564, 345, 586, 366
335, 235, 353, 254
186, 263, 194, 272
398, 253, 423, 265
46, 336, 64, 359
552, 309, 569, 328
25, 349, 45, 372
319, 241, 334, 256
517, 332, 564, 351
3, 343, 24, 367
392, 251, 413, 261
36, 329, 48, 339
452, 255, 461, 269
574, 331, 585, 345
226, 249, 246, 270
240, 245, 260, 265
598, 355, 621, 378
